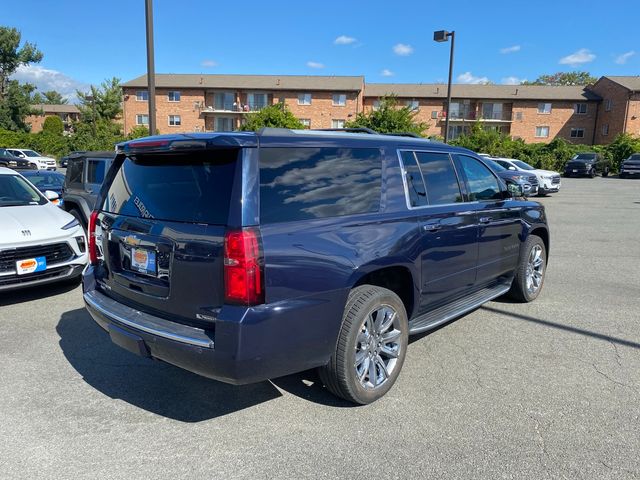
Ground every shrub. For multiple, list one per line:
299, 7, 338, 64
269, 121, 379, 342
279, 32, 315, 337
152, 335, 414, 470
42, 116, 64, 135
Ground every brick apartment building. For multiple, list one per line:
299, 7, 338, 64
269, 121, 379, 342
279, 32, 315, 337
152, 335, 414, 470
121, 74, 640, 144
26, 104, 80, 133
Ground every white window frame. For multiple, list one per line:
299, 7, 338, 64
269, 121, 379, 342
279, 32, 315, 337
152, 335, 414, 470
574, 103, 587, 114
535, 126, 550, 138
298, 93, 312, 105
331, 119, 345, 129
135, 114, 149, 125
168, 115, 182, 126
570, 128, 585, 138
602, 124, 609, 136
406, 99, 419, 111
605, 99, 612, 111
372, 100, 381, 111
136, 90, 148, 101
332, 93, 347, 106
299, 118, 311, 128
537, 103, 552, 114
168, 91, 181, 102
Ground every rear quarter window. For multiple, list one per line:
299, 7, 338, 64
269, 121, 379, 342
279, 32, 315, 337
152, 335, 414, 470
259, 147, 382, 223
66, 158, 84, 185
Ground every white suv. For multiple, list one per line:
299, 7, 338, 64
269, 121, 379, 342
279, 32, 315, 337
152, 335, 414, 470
492, 157, 561, 196
6, 149, 57, 170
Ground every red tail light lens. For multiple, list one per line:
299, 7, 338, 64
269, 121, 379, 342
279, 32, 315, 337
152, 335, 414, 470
224, 228, 264, 305
88, 210, 99, 265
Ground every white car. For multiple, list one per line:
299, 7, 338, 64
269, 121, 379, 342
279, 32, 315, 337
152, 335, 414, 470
492, 157, 561, 195
6, 148, 57, 170
0, 167, 87, 291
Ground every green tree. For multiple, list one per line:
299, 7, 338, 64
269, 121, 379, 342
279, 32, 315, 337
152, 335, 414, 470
345, 96, 429, 136
239, 102, 304, 131
69, 119, 124, 151
31, 90, 67, 105
522, 71, 597, 86
126, 125, 152, 139
0, 26, 43, 98
42, 115, 64, 135
0, 81, 36, 131
77, 77, 122, 122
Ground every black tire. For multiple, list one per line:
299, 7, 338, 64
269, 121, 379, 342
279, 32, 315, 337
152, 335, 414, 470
69, 208, 87, 230
509, 235, 547, 303
602, 167, 609, 177
318, 285, 409, 404
620, 172, 627, 179
589, 168, 596, 178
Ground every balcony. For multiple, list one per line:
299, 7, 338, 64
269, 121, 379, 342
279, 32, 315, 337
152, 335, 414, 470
200, 102, 268, 114
445, 111, 512, 122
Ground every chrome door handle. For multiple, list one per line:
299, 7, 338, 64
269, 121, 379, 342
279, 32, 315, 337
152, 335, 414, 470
479, 216, 492, 224
423, 223, 441, 232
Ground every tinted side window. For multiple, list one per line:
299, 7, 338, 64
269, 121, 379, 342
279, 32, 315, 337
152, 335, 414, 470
457, 155, 502, 201
400, 151, 427, 207
67, 158, 84, 185
260, 147, 381, 223
415, 152, 462, 205
87, 159, 106, 184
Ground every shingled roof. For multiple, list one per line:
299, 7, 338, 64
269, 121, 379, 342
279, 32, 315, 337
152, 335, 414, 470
32, 104, 80, 114
604, 76, 640, 92
122, 74, 365, 91
364, 83, 601, 101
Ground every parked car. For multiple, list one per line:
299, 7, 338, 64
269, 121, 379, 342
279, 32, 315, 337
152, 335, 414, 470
492, 157, 561, 195
6, 148, 57, 170
20, 170, 66, 207
82, 130, 550, 404
0, 167, 87, 290
60, 151, 86, 169
619, 153, 640, 178
62, 151, 115, 227
564, 153, 610, 178
0, 148, 38, 170
483, 157, 539, 197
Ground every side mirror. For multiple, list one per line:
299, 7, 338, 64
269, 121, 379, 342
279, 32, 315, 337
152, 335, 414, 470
44, 190, 59, 201
507, 183, 524, 198
508, 166, 516, 170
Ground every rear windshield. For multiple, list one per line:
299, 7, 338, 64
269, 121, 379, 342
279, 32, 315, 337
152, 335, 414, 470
102, 149, 238, 225
573, 154, 596, 160
259, 147, 382, 223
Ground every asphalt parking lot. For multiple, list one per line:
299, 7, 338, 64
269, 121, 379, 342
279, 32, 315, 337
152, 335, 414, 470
1, 177, 639, 480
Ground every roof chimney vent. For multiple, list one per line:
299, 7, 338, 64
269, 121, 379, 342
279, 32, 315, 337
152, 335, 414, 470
515, 88, 519, 96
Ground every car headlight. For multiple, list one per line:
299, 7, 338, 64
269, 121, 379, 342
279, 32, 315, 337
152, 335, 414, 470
511, 175, 526, 181
62, 218, 80, 230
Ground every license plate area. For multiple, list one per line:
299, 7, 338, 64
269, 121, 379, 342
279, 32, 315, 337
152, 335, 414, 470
130, 247, 157, 277
16, 256, 46, 275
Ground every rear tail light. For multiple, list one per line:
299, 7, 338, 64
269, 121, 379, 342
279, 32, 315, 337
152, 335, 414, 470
88, 210, 99, 265
224, 228, 265, 305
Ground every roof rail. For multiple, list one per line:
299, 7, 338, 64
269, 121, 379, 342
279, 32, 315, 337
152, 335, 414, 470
382, 132, 423, 138
313, 127, 379, 135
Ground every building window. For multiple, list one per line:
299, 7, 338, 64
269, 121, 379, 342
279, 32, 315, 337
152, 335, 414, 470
215, 117, 234, 131
602, 124, 609, 136
300, 118, 311, 128
168, 115, 181, 126
136, 90, 148, 101
570, 128, 585, 138
537, 103, 552, 114
168, 91, 181, 102
248, 93, 268, 110
298, 93, 312, 105
431, 110, 439, 119
605, 99, 612, 111
332, 93, 346, 106
482, 103, 503, 120
136, 114, 149, 125
372, 100, 381, 111
405, 99, 419, 111
535, 126, 550, 138
214, 92, 236, 111
331, 119, 345, 129
574, 103, 587, 114
515, 111, 523, 121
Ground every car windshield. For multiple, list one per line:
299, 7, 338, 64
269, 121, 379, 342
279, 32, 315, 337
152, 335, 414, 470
573, 153, 596, 160
628, 154, 640, 160
22, 150, 42, 157
23, 172, 64, 189
483, 158, 507, 172
0, 175, 47, 207
512, 160, 535, 170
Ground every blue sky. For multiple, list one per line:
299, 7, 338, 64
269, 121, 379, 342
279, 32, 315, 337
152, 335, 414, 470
4, 0, 639, 101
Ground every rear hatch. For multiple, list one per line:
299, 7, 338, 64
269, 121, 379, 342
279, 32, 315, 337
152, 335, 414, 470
94, 148, 242, 328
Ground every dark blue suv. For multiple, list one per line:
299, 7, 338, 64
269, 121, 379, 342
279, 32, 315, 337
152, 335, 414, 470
83, 129, 550, 404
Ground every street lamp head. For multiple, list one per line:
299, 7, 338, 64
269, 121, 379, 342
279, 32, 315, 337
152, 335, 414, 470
433, 30, 450, 42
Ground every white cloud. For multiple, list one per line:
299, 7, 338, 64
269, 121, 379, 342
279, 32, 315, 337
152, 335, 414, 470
334, 35, 356, 45
381, 69, 394, 77
393, 43, 413, 56
502, 76, 525, 85
457, 71, 490, 84
615, 50, 636, 65
201, 59, 218, 68
306, 61, 325, 69
500, 45, 521, 54
11, 64, 89, 103
559, 48, 595, 66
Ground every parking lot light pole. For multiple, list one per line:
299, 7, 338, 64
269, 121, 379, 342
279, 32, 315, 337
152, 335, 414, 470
145, 0, 157, 136
434, 30, 455, 143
